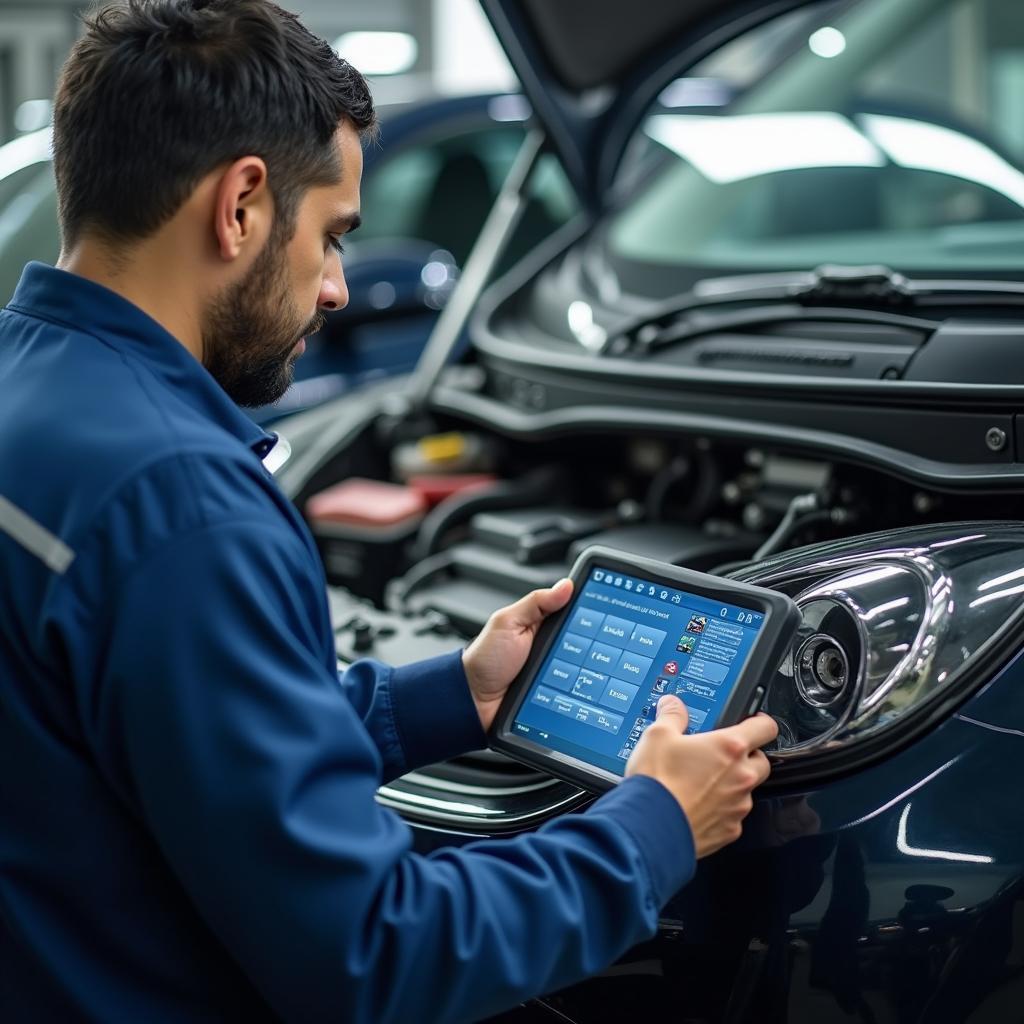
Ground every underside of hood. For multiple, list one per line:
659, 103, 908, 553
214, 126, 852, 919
480, 0, 811, 210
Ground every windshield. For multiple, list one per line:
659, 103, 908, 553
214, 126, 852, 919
609, 0, 1024, 277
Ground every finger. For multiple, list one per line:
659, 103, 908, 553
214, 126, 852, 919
504, 578, 573, 628
728, 712, 779, 751
655, 694, 689, 732
536, 577, 574, 612
747, 749, 771, 786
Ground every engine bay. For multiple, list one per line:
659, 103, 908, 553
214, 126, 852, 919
282, 411, 1024, 832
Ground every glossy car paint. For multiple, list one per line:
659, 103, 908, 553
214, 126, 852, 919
415, 654, 1024, 1022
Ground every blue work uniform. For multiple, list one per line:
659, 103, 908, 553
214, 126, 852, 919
0, 262, 695, 1023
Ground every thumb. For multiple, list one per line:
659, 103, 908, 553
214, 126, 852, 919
656, 694, 689, 732
536, 577, 574, 613
505, 578, 574, 628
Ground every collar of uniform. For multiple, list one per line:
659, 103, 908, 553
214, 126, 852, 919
9, 262, 278, 458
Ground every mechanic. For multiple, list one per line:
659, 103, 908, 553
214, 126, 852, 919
0, 1, 778, 1021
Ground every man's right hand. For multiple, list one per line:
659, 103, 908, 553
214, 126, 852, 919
625, 695, 778, 858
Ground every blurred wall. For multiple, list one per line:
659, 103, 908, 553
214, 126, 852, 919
0, 1, 80, 141
0, 0, 512, 143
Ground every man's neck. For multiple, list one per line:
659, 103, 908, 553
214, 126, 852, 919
58, 242, 205, 362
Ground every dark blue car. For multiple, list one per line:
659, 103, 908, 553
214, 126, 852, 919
274, 0, 1024, 1018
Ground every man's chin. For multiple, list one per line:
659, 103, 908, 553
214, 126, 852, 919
229, 364, 295, 409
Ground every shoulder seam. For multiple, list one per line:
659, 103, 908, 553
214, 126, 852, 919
6, 303, 211, 527
6, 303, 224, 528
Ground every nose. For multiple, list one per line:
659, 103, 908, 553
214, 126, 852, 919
318, 258, 348, 311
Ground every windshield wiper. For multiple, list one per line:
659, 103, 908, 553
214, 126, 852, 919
601, 264, 1024, 356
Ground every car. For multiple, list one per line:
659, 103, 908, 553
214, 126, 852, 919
0, 90, 573, 422
123, 0, 1024, 1018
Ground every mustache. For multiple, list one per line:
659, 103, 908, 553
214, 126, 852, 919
300, 311, 327, 341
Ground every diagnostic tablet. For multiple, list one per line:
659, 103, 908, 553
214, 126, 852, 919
489, 545, 801, 792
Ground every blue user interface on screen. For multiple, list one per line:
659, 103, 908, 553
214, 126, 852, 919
512, 566, 765, 777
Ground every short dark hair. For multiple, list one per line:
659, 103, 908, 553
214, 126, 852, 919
53, 0, 376, 248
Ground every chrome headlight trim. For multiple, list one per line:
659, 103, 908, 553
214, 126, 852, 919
732, 522, 1024, 778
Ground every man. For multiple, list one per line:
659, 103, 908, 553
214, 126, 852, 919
0, 1, 777, 1021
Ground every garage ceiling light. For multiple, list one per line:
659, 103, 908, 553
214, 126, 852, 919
808, 26, 846, 59
333, 31, 418, 76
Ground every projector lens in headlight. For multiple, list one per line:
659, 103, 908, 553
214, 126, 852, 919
796, 634, 850, 705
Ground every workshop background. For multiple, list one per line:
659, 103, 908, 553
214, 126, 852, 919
0, 0, 516, 143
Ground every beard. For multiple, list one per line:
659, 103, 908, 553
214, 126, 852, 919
201, 233, 325, 408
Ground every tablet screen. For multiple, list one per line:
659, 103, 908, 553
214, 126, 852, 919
511, 565, 767, 777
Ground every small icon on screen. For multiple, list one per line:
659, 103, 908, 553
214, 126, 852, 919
624, 580, 633, 590
720, 607, 728, 617
648, 585, 657, 596
660, 590, 669, 600
614, 576, 623, 587
594, 571, 604, 581
686, 615, 708, 635
663, 661, 679, 676
745, 613, 754, 624
671, 593, 682, 604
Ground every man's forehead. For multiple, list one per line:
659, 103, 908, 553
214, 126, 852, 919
311, 178, 360, 221
301, 124, 362, 222
308, 182, 360, 227
330, 126, 362, 191
333, 120, 364, 168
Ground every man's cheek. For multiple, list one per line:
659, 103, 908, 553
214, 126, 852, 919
302, 254, 325, 306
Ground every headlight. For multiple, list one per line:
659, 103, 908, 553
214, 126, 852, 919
731, 522, 1024, 778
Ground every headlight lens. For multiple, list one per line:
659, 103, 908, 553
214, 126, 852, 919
730, 523, 1024, 768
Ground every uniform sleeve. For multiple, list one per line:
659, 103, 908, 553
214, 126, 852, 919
335, 651, 486, 783
94, 518, 696, 1024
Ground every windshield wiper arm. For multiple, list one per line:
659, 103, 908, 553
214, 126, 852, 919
698, 263, 1024, 307
602, 264, 1024, 355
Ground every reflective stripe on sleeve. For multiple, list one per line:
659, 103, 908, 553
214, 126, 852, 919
0, 493, 75, 574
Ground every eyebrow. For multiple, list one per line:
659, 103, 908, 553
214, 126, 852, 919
329, 212, 362, 234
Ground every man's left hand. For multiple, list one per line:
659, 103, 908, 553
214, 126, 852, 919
462, 578, 574, 732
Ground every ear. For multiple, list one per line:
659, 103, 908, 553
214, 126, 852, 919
212, 156, 270, 262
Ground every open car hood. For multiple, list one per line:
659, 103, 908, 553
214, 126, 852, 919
480, 0, 812, 211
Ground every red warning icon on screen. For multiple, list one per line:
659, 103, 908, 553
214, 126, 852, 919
663, 661, 679, 676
